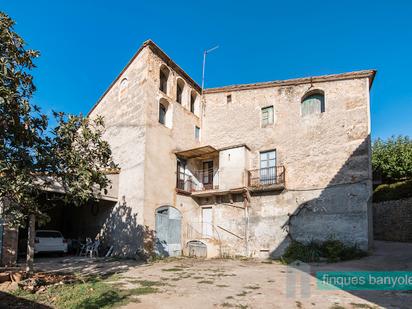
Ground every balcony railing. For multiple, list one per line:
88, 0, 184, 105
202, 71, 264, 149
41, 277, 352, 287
177, 169, 219, 192
248, 166, 285, 187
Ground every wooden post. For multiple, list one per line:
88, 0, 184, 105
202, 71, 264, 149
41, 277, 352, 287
26, 214, 35, 273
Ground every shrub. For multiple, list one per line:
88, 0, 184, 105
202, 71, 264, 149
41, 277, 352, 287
282, 240, 321, 263
320, 239, 344, 263
373, 179, 412, 202
282, 239, 367, 264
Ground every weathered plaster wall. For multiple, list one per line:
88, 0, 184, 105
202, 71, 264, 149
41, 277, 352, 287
218, 146, 249, 190
202, 77, 373, 254
142, 49, 202, 230
88, 48, 150, 255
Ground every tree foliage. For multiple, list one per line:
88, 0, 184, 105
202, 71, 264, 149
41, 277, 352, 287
372, 135, 412, 182
0, 11, 47, 224
0, 12, 117, 270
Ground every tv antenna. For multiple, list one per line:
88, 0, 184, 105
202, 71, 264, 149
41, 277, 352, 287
201, 45, 219, 93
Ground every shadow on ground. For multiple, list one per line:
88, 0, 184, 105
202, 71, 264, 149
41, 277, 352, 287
0, 291, 52, 309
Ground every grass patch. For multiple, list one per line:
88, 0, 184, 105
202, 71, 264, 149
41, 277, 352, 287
221, 303, 234, 308
11, 275, 144, 309
373, 179, 412, 202
226, 296, 234, 299
216, 284, 230, 288
236, 291, 248, 297
128, 286, 159, 295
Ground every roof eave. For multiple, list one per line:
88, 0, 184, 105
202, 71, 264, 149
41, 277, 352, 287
203, 69, 377, 94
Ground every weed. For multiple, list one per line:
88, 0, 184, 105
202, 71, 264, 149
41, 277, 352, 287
198, 280, 214, 284
128, 286, 159, 295
221, 303, 234, 307
216, 284, 230, 288
162, 268, 184, 272
129, 280, 165, 287
350, 303, 376, 309
244, 285, 260, 290
261, 260, 273, 264
236, 291, 248, 297
330, 303, 346, 309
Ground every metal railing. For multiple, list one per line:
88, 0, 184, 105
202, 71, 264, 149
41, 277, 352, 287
177, 169, 219, 192
186, 221, 221, 241
248, 166, 285, 187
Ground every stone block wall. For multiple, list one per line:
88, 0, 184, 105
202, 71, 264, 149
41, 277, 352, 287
373, 198, 412, 242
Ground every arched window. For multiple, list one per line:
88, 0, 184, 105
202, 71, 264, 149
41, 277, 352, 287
176, 79, 184, 104
159, 98, 172, 128
190, 91, 197, 114
301, 90, 325, 116
119, 78, 128, 100
159, 102, 167, 125
159, 65, 169, 94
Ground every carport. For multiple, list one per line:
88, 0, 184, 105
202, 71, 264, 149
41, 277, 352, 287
17, 173, 119, 257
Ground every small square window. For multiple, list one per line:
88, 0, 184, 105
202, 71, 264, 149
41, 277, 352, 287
261, 106, 274, 127
227, 94, 232, 103
195, 126, 200, 140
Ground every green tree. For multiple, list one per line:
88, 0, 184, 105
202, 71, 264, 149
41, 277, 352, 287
372, 135, 412, 182
0, 12, 116, 271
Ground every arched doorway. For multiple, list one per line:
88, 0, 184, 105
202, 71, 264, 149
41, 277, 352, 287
155, 206, 182, 257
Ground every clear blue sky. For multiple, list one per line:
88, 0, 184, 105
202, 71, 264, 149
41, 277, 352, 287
2, 0, 412, 139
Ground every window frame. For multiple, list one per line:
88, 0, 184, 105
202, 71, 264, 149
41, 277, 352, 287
190, 92, 197, 114
159, 66, 169, 94
301, 90, 325, 117
195, 126, 201, 141
259, 149, 277, 184
261, 105, 274, 127
159, 102, 167, 125
176, 79, 184, 104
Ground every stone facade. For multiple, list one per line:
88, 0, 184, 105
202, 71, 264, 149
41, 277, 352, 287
87, 40, 375, 258
373, 198, 412, 242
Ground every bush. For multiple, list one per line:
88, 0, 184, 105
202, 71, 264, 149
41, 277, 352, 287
373, 179, 412, 202
320, 239, 344, 263
282, 239, 367, 264
282, 240, 321, 263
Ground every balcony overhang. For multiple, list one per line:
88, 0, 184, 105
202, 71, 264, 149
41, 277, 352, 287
190, 187, 247, 198
175, 145, 218, 159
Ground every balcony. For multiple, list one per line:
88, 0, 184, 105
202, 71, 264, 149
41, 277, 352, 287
177, 168, 219, 193
248, 166, 285, 191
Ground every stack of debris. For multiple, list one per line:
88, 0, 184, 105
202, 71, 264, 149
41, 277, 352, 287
0, 271, 77, 293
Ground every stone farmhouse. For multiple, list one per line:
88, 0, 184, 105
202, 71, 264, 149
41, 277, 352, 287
0, 40, 375, 263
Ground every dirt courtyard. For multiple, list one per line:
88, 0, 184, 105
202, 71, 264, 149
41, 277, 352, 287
9, 241, 412, 309
115, 241, 412, 309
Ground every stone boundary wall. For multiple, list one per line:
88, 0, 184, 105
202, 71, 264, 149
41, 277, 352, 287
373, 197, 412, 242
